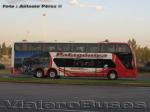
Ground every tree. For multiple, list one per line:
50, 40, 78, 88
8, 45, 12, 58
136, 45, 142, 63
104, 39, 109, 42
140, 47, 150, 64
128, 38, 137, 51
0, 42, 12, 56
128, 38, 150, 64
0, 44, 2, 59
128, 38, 139, 61
1, 42, 7, 55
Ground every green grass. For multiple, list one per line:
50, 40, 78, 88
0, 69, 11, 74
0, 77, 150, 87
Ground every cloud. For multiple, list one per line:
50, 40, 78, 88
79, 4, 103, 11
69, 0, 79, 5
69, 0, 104, 11
39, 0, 52, 2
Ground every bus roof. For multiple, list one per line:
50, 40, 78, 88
14, 41, 129, 45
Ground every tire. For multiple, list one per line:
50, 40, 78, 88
34, 69, 43, 78
107, 71, 118, 80
48, 70, 59, 79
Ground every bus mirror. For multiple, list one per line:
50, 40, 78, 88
104, 64, 108, 68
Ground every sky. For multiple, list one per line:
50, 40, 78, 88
0, 0, 150, 47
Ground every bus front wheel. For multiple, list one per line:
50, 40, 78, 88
48, 70, 59, 79
107, 71, 118, 80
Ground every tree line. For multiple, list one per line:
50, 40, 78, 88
128, 38, 150, 64
0, 42, 11, 58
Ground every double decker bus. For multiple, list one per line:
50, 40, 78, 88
11, 41, 137, 80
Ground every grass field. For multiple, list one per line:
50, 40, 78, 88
0, 69, 10, 74
0, 77, 150, 87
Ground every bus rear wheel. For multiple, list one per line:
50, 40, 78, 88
48, 70, 59, 79
107, 71, 118, 80
35, 69, 44, 78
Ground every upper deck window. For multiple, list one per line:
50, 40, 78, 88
57, 43, 71, 52
87, 44, 99, 53
43, 43, 57, 52
14, 43, 22, 51
101, 44, 115, 53
28, 43, 42, 51
73, 43, 86, 52
116, 44, 131, 53
15, 43, 28, 51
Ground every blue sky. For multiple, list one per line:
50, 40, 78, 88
0, 0, 150, 47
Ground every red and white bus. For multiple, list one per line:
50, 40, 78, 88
12, 42, 137, 80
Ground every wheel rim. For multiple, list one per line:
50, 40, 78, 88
36, 71, 42, 78
110, 73, 116, 79
49, 71, 56, 78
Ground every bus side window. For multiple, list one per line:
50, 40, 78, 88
53, 58, 65, 67
57, 43, 71, 52
65, 59, 74, 67
73, 43, 86, 52
42, 43, 57, 52
87, 44, 99, 53
28, 43, 42, 51
85, 60, 95, 67
49, 46, 56, 52
73, 59, 84, 67
14, 43, 22, 51
74, 59, 96, 68
101, 44, 115, 53
103, 59, 116, 68
48, 43, 57, 52
96, 59, 103, 68
116, 44, 131, 53
73, 60, 79, 67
